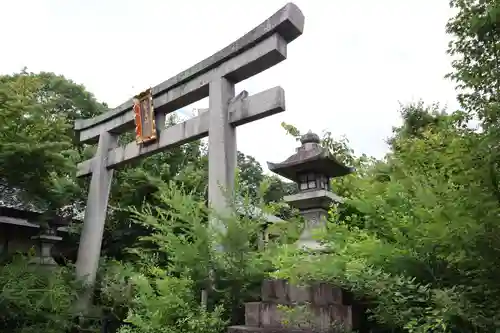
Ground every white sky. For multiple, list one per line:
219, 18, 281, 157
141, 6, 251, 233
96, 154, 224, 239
0, 0, 458, 171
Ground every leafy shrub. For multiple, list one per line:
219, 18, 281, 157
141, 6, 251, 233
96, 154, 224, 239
0, 255, 80, 333
113, 271, 227, 333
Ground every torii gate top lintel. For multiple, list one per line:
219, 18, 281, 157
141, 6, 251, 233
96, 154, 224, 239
74, 3, 304, 142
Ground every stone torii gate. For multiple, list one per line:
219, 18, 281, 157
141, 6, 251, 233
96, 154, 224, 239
73, 3, 304, 286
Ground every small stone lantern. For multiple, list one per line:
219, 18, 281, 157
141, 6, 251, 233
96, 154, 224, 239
267, 131, 352, 250
29, 226, 62, 267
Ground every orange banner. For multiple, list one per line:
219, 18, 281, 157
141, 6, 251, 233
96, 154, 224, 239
133, 88, 157, 144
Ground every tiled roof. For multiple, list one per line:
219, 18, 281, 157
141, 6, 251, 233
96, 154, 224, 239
234, 196, 285, 224
0, 183, 83, 224
0, 183, 44, 213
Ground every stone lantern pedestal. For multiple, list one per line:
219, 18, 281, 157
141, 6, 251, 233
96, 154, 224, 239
284, 188, 342, 250
230, 279, 358, 333
229, 131, 365, 333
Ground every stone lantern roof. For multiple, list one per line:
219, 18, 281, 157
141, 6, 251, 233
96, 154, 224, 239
266, 131, 352, 182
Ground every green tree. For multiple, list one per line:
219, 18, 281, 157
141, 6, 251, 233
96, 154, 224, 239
446, 0, 500, 128
0, 69, 106, 226
237, 151, 264, 199
446, 0, 500, 212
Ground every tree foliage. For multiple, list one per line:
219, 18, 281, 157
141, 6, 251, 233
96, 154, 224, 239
0, 69, 106, 223
447, 0, 500, 128
0, 255, 81, 333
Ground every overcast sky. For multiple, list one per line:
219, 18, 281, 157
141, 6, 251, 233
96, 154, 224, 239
1, 0, 458, 172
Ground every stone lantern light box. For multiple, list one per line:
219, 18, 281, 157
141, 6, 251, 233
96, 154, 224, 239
268, 131, 352, 202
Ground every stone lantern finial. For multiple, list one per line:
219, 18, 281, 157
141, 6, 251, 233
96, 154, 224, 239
300, 130, 320, 144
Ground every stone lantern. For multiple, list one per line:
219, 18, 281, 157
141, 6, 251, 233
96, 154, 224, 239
29, 225, 62, 267
267, 131, 352, 249
29, 215, 67, 268
229, 131, 365, 333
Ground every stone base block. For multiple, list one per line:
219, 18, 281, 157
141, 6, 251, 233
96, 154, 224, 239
245, 302, 261, 326
261, 279, 349, 305
261, 279, 289, 303
244, 302, 353, 332
228, 326, 315, 333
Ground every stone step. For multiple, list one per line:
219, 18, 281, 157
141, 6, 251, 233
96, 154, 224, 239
228, 325, 315, 333
244, 302, 353, 331
261, 280, 351, 306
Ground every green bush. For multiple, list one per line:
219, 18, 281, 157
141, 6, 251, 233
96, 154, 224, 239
0, 255, 80, 333
111, 271, 227, 333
